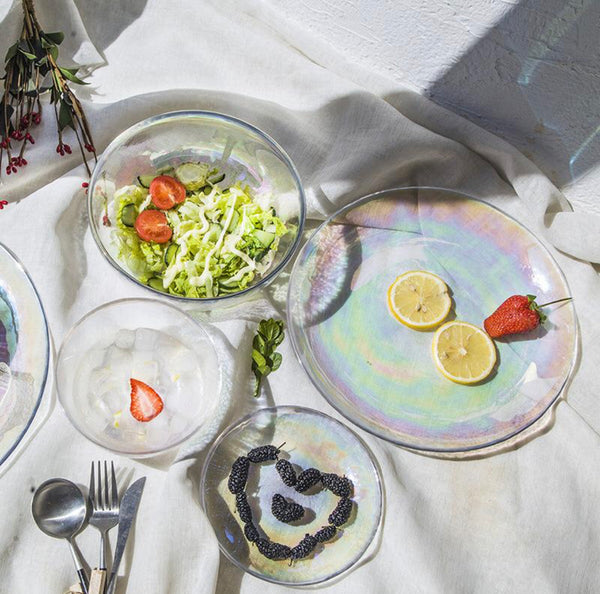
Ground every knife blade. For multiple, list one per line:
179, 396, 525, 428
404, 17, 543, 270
106, 476, 146, 594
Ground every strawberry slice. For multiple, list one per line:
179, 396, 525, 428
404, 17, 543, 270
129, 378, 164, 422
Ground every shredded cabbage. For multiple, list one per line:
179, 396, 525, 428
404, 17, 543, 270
110, 165, 290, 298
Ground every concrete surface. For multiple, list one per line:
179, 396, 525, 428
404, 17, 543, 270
270, 0, 600, 215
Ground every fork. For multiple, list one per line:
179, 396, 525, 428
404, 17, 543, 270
88, 461, 120, 594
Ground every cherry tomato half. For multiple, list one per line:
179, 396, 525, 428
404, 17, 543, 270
134, 209, 173, 244
149, 175, 186, 210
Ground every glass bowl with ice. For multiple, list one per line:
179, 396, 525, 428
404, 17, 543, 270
56, 299, 222, 456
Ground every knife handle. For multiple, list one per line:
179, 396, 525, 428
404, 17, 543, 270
89, 569, 106, 594
77, 568, 89, 594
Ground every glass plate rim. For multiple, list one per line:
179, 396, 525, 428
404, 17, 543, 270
286, 186, 579, 453
0, 242, 50, 467
199, 404, 383, 586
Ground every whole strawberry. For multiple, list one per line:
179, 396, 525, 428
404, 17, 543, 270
484, 294, 571, 338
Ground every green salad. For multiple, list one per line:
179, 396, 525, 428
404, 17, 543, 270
111, 162, 289, 298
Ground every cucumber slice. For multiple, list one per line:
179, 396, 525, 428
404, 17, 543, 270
137, 175, 156, 188
175, 162, 210, 191
208, 172, 225, 184
164, 243, 179, 266
147, 277, 165, 292
253, 229, 276, 248
206, 223, 222, 243
120, 203, 137, 227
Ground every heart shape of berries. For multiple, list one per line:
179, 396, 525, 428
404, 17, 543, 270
227, 443, 355, 562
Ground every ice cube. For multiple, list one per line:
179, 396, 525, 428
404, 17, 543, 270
103, 344, 133, 372
96, 388, 125, 413
115, 329, 135, 350
134, 327, 159, 352
130, 355, 159, 386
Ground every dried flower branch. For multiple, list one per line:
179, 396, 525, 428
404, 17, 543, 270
0, 0, 96, 182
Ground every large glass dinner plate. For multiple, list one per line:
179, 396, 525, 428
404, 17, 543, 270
287, 188, 577, 452
0, 243, 49, 467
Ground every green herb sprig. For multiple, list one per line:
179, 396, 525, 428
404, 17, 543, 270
251, 319, 284, 398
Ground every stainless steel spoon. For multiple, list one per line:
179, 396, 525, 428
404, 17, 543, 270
32, 478, 90, 594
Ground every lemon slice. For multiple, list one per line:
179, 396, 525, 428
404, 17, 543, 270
432, 321, 497, 384
387, 270, 452, 329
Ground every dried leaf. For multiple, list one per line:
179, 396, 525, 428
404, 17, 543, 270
58, 100, 73, 131
4, 43, 18, 63
59, 67, 88, 85
44, 31, 65, 46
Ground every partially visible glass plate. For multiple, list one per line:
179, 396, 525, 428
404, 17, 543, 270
0, 243, 49, 467
200, 406, 382, 586
287, 188, 577, 452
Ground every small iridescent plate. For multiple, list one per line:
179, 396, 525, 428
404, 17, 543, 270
0, 243, 49, 467
287, 188, 577, 452
200, 406, 382, 585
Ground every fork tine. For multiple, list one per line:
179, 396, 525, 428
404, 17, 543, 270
89, 461, 95, 505
104, 461, 109, 510
111, 461, 118, 509
97, 460, 103, 510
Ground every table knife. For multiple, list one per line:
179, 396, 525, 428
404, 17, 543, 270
105, 477, 146, 594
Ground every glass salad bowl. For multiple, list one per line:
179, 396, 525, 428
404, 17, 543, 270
55, 298, 223, 456
88, 111, 305, 305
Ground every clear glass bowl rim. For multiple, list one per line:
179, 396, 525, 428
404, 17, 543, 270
87, 110, 306, 303
55, 296, 223, 456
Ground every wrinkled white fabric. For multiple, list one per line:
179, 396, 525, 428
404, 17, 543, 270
0, 1, 599, 593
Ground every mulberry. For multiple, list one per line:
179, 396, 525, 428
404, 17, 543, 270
228, 456, 250, 494
236, 492, 253, 524
275, 459, 297, 487
256, 538, 292, 560
244, 521, 260, 543
290, 533, 318, 561
295, 468, 322, 493
321, 473, 353, 498
247, 444, 281, 463
328, 497, 353, 527
271, 494, 304, 523
314, 525, 337, 543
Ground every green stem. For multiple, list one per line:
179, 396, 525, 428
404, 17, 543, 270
539, 297, 572, 308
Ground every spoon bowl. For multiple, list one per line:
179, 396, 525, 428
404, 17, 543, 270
32, 478, 90, 593
32, 478, 88, 538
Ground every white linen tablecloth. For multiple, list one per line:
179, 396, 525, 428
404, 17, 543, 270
1, 1, 599, 593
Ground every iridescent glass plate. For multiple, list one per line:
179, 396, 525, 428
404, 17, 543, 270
287, 188, 577, 452
200, 406, 382, 585
0, 243, 49, 467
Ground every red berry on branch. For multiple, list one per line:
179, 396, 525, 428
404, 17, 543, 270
64, 144, 72, 154
81, 182, 89, 188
